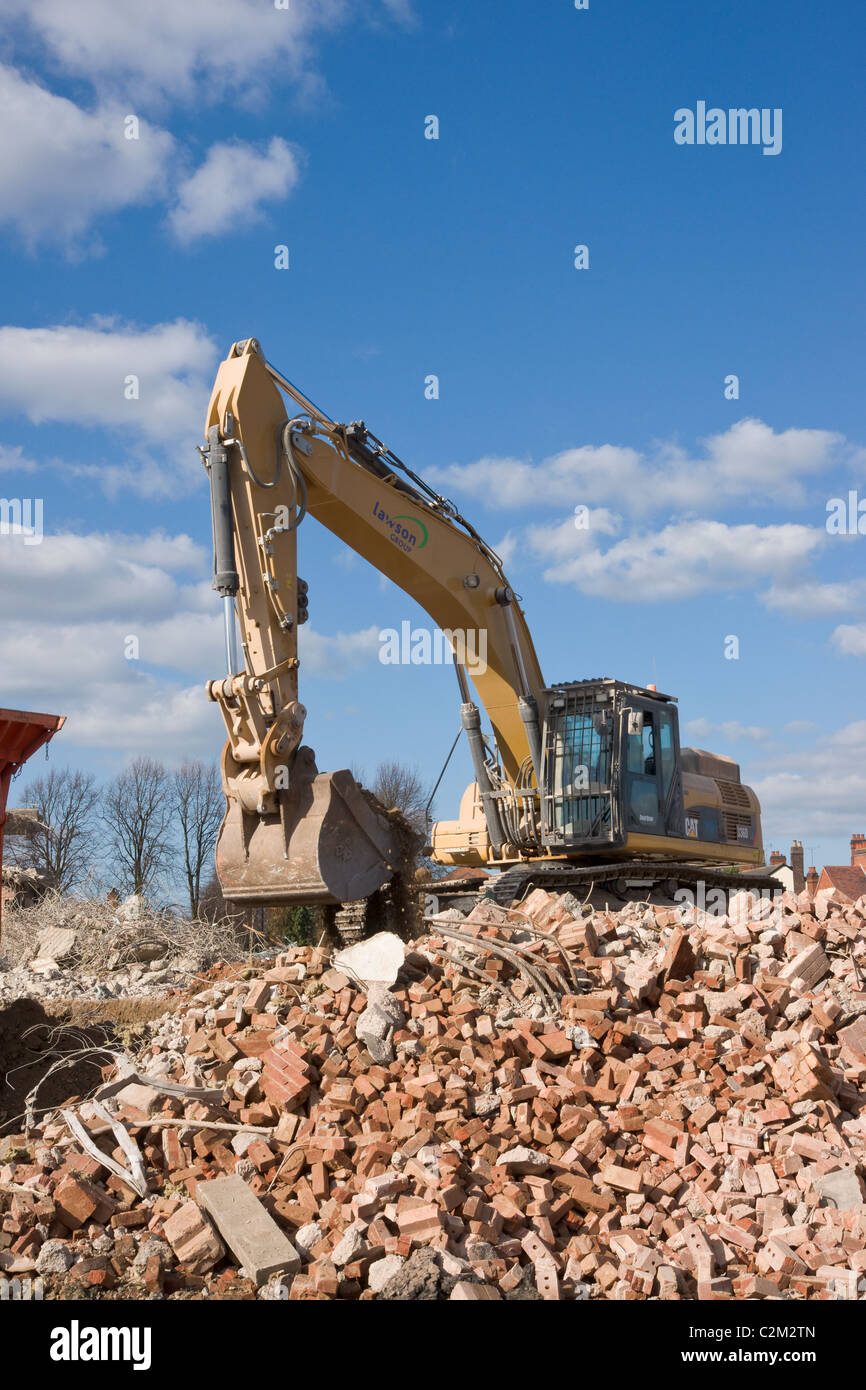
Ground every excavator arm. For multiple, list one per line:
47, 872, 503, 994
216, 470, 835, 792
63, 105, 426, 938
202, 337, 545, 905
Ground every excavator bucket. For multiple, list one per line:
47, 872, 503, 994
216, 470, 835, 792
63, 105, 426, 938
215, 761, 403, 906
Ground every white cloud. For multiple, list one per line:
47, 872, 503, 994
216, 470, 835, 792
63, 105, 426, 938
0, 618, 223, 763
3, 1, 408, 104
379, 0, 416, 21
168, 138, 301, 244
832, 624, 866, 657
684, 718, 770, 744
762, 578, 866, 617
784, 720, 816, 734
749, 719, 866, 843
0, 63, 174, 249
0, 63, 302, 253
62, 679, 222, 760
0, 524, 380, 760
0, 319, 218, 492
432, 447, 642, 511
0, 526, 205, 621
431, 418, 858, 517
0, 3, 410, 250
496, 509, 620, 574
530, 510, 622, 557
493, 531, 519, 569
299, 624, 381, 677
0, 444, 37, 473
528, 518, 822, 601
702, 418, 850, 498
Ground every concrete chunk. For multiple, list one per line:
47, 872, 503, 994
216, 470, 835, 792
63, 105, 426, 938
334, 931, 404, 985
356, 981, 405, 1063
114, 1082, 162, 1118
495, 1145, 548, 1175
36, 925, 77, 964
197, 1176, 301, 1286
368, 1254, 404, 1293
330, 1223, 366, 1267
814, 1169, 865, 1212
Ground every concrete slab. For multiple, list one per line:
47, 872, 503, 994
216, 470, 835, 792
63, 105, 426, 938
197, 1176, 301, 1285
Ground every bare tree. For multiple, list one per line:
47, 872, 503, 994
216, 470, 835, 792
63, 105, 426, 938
19, 767, 99, 892
199, 872, 242, 926
370, 760, 430, 837
101, 757, 174, 898
172, 761, 224, 919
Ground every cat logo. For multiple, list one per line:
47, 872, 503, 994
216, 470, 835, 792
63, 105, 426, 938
685, 816, 699, 838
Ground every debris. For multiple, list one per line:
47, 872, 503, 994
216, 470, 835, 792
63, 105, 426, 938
60, 1101, 148, 1199
3, 883, 866, 1300
378, 1247, 448, 1301
451, 1280, 501, 1300
496, 1146, 549, 1175
368, 1253, 404, 1292
330, 1223, 366, 1267
28, 957, 61, 977
355, 981, 404, 1062
1, 891, 247, 1004
163, 1201, 225, 1275
814, 1169, 864, 1211
35, 1240, 74, 1276
35, 926, 77, 965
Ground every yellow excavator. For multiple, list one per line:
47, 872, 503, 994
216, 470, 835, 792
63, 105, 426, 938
201, 338, 770, 934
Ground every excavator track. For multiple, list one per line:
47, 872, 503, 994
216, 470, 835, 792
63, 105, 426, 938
328, 873, 422, 947
435, 860, 778, 911
329, 898, 369, 946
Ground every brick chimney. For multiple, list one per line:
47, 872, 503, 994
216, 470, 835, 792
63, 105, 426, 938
851, 834, 866, 872
790, 840, 805, 894
806, 865, 819, 897
769, 850, 786, 870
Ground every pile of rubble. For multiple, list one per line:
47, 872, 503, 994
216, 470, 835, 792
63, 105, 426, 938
0, 958, 193, 1008
0, 895, 245, 1005
2, 882, 866, 1301
1, 863, 48, 916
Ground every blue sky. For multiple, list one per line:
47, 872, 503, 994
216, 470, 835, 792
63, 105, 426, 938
0, 0, 863, 874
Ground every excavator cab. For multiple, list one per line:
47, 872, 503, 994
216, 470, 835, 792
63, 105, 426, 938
541, 679, 684, 850
540, 677, 761, 863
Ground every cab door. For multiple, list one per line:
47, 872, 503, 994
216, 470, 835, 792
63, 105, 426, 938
622, 700, 684, 838
623, 702, 663, 834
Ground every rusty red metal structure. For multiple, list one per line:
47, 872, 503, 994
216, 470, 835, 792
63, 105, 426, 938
0, 706, 65, 936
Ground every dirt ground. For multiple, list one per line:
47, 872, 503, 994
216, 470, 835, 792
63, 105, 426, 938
0, 995, 178, 1136
0, 960, 263, 1137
